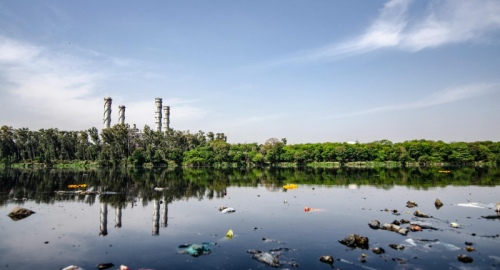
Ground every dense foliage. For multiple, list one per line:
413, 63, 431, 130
1, 125, 499, 166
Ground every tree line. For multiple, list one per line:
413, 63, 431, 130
1, 125, 499, 166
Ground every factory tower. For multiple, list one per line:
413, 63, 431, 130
103, 97, 112, 129
155, 98, 162, 132
162, 106, 170, 133
118, 105, 125, 125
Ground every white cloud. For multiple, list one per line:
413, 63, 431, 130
0, 36, 206, 131
402, 0, 500, 50
0, 37, 41, 63
334, 83, 499, 118
282, 0, 500, 64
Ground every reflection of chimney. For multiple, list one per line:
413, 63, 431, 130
118, 105, 125, 125
115, 207, 122, 228
162, 106, 170, 133
100, 203, 108, 236
155, 98, 162, 132
103, 97, 112, 129
161, 201, 168, 228
152, 199, 160, 235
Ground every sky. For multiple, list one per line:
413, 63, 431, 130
0, 0, 499, 144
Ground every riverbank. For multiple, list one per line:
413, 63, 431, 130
1, 160, 497, 169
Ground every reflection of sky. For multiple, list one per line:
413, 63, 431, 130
1, 185, 500, 269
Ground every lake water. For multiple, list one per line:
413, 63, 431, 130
1, 167, 500, 270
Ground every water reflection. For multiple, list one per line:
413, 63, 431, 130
100, 203, 108, 236
115, 206, 122, 228
1, 166, 499, 207
1, 166, 500, 270
152, 199, 160, 235
161, 200, 168, 228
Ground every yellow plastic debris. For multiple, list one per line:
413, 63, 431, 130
451, 222, 459, 227
226, 229, 234, 239
283, 183, 298, 189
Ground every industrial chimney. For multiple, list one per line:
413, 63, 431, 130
155, 98, 162, 132
118, 105, 125, 125
162, 106, 170, 133
103, 97, 112, 129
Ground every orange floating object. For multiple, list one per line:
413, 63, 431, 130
304, 207, 318, 212
283, 183, 298, 189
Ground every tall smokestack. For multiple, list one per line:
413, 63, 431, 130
103, 97, 112, 129
155, 98, 162, 132
162, 106, 170, 133
118, 105, 125, 125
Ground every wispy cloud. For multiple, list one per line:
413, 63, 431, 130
278, 0, 500, 64
0, 36, 205, 131
334, 83, 499, 118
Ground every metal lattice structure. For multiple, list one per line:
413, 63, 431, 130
103, 97, 112, 129
155, 98, 162, 132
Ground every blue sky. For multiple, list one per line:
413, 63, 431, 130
0, 0, 499, 143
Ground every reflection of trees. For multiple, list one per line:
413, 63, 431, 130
1, 166, 500, 206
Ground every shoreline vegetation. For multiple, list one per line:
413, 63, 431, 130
1, 124, 499, 168
1, 161, 499, 169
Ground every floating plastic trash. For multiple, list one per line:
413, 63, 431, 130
97, 263, 114, 269
481, 215, 500, 219
252, 252, 280, 267
464, 246, 475, 252
8, 206, 35, 221
226, 229, 234, 239
457, 203, 486, 208
451, 222, 459, 227
221, 208, 235, 214
283, 184, 298, 189
61, 266, 86, 270
178, 243, 215, 257
405, 239, 417, 246
262, 237, 285, 244
304, 207, 318, 212
457, 254, 473, 263
319, 255, 334, 264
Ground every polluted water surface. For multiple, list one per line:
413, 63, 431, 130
0, 167, 500, 269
